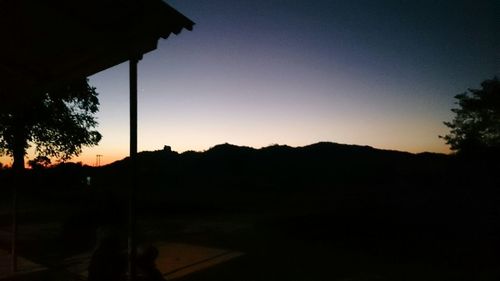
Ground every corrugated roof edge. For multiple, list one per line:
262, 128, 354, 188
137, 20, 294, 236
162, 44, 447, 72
158, 0, 195, 39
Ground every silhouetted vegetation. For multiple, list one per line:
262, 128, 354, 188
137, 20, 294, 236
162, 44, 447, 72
28, 156, 52, 170
0, 78, 101, 170
441, 77, 500, 158
2, 142, 499, 280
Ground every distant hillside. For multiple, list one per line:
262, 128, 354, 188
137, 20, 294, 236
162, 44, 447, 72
100, 142, 451, 190
84, 142, 500, 229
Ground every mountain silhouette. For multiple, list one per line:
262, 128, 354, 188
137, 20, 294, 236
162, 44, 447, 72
2, 141, 498, 280
102, 141, 450, 189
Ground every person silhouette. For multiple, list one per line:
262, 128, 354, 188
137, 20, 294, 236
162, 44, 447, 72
136, 244, 167, 281
88, 226, 127, 281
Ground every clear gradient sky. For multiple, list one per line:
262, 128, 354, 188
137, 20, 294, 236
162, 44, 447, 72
2, 0, 498, 166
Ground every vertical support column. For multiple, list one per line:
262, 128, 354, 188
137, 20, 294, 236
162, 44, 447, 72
11, 175, 17, 273
128, 57, 138, 281
11, 116, 25, 273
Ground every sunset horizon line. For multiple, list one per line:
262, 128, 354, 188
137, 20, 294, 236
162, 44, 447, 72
1, 140, 451, 168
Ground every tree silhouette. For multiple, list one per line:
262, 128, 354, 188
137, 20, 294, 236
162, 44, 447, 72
28, 156, 52, 170
0, 78, 102, 170
441, 77, 500, 156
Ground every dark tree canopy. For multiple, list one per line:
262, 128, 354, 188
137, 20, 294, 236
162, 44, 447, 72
28, 156, 52, 170
441, 77, 500, 155
0, 78, 102, 169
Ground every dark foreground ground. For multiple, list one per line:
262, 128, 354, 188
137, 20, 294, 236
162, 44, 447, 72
0, 175, 499, 281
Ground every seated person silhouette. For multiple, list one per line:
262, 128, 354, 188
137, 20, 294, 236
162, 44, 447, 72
136, 244, 167, 281
88, 227, 127, 281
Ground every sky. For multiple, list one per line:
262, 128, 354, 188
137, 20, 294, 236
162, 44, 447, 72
1, 0, 498, 166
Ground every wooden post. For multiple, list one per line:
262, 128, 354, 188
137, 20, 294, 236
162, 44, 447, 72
128, 57, 138, 281
11, 115, 26, 273
11, 175, 17, 273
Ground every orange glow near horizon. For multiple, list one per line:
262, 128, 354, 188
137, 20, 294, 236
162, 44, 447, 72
0, 139, 451, 168
3, 0, 492, 168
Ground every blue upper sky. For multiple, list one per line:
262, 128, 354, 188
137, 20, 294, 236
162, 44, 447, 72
3, 0, 496, 166
81, 0, 499, 165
